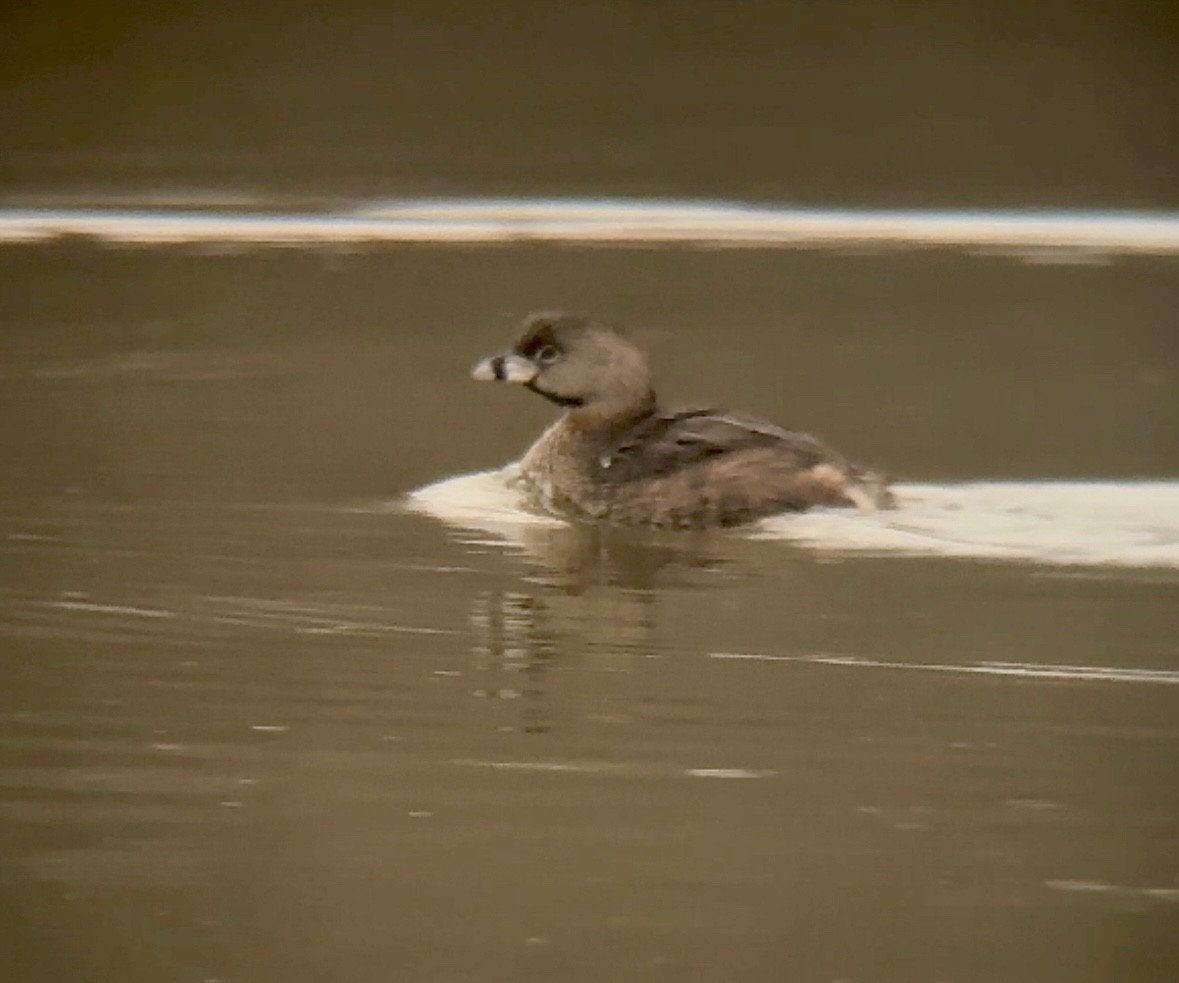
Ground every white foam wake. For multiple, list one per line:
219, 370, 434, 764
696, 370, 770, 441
409, 471, 1179, 570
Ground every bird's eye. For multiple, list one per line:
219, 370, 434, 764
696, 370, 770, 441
536, 345, 561, 364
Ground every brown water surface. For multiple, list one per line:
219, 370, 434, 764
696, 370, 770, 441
1, 239, 1178, 983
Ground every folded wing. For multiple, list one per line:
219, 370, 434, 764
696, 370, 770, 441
601, 408, 844, 479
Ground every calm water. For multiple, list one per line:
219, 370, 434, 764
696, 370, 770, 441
1, 218, 1177, 982
5, 5, 1178, 976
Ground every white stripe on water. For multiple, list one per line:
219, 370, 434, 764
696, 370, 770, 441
709, 652, 1179, 685
2, 198, 1179, 253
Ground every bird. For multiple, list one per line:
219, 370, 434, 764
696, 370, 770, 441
471, 310, 893, 528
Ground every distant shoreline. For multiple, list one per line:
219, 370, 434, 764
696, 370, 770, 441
2, 198, 1178, 255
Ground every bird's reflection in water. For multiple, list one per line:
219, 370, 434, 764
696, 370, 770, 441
463, 521, 735, 734
469, 590, 559, 733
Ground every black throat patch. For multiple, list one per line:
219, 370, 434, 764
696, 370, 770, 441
527, 381, 584, 408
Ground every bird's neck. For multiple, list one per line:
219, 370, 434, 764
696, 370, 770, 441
565, 387, 658, 437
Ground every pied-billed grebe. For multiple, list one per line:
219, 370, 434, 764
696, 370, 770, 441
472, 311, 893, 528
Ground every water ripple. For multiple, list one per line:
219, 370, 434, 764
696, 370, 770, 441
710, 652, 1179, 685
